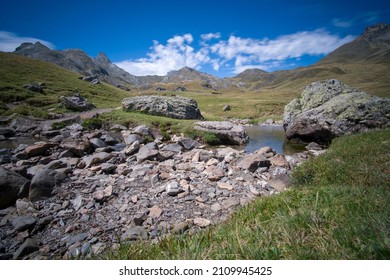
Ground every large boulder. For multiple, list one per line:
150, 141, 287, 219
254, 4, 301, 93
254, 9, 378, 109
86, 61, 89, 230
0, 167, 30, 209
122, 95, 204, 120
194, 121, 249, 145
61, 94, 96, 112
29, 169, 67, 201
283, 79, 390, 144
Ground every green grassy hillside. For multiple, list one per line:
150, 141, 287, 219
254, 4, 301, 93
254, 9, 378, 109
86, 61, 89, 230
0, 52, 131, 118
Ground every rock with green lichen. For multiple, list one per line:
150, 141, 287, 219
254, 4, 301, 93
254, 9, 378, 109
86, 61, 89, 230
283, 79, 390, 144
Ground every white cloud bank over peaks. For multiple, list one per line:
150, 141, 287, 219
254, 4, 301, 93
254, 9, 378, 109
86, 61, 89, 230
115, 34, 211, 76
210, 29, 355, 73
116, 29, 355, 76
0, 31, 55, 52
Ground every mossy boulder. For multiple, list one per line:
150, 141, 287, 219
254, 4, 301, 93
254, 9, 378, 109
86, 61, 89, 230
283, 79, 390, 144
122, 95, 204, 120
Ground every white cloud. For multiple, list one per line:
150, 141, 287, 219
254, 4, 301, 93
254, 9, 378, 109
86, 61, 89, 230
332, 18, 353, 28
116, 29, 355, 76
332, 11, 381, 29
115, 34, 210, 76
201, 32, 221, 41
0, 31, 55, 52
210, 29, 355, 73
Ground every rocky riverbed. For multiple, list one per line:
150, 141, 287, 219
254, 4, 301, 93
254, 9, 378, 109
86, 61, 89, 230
0, 120, 322, 260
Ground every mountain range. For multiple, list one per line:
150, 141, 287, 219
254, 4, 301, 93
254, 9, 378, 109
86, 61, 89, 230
10, 23, 390, 97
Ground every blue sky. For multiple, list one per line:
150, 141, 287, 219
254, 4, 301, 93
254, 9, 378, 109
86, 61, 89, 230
0, 0, 389, 77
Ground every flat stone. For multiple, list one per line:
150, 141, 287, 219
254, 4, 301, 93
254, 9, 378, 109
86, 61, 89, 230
193, 217, 211, 228
217, 182, 233, 191
121, 226, 148, 241
148, 205, 163, 218
222, 197, 240, 209
203, 166, 224, 181
12, 216, 37, 232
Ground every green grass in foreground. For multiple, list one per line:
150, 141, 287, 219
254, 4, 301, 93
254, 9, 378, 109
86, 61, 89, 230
101, 129, 390, 259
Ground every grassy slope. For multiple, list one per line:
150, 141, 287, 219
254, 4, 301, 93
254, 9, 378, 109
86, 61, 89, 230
103, 129, 390, 259
0, 52, 131, 117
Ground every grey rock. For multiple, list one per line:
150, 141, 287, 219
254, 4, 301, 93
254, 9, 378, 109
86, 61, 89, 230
23, 82, 43, 93
136, 142, 160, 162
306, 142, 323, 151
165, 181, 183, 196
194, 121, 249, 145
0, 167, 30, 209
101, 134, 117, 145
12, 238, 39, 259
61, 138, 92, 157
79, 152, 113, 168
133, 125, 154, 138
268, 174, 292, 192
193, 217, 211, 228
124, 134, 145, 145
100, 163, 116, 174
0, 128, 15, 137
237, 153, 271, 172
125, 140, 140, 156
122, 95, 204, 120
66, 232, 89, 247
90, 138, 106, 149
29, 169, 67, 201
61, 94, 96, 111
223, 104, 231, 111
161, 143, 182, 153
178, 138, 199, 150
283, 79, 390, 144
11, 216, 37, 231
25, 141, 57, 157
222, 197, 240, 209
121, 226, 148, 241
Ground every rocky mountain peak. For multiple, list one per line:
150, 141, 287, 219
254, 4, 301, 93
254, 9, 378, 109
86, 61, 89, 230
95, 52, 111, 63
14, 41, 51, 52
361, 23, 390, 41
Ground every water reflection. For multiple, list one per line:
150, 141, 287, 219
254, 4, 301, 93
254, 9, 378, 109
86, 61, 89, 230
245, 125, 305, 155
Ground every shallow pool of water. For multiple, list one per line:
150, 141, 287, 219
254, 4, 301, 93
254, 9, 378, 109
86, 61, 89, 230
244, 125, 306, 155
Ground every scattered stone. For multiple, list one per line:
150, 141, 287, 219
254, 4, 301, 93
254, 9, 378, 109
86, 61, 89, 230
161, 143, 182, 153
12, 238, 39, 259
217, 182, 233, 191
137, 142, 160, 162
79, 152, 113, 168
267, 174, 292, 192
193, 217, 211, 228
178, 138, 199, 150
306, 142, 323, 151
165, 181, 183, 196
90, 138, 106, 149
222, 197, 240, 209
121, 226, 148, 241
203, 165, 224, 181
223, 104, 231, 111
25, 141, 57, 157
125, 140, 140, 156
269, 154, 289, 168
0, 167, 30, 209
23, 83, 43, 93
148, 205, 163, 218
237, 153, 271, 172
29, 169, 67, 201
12, 216, 37, 232
61, 94, 96, 112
